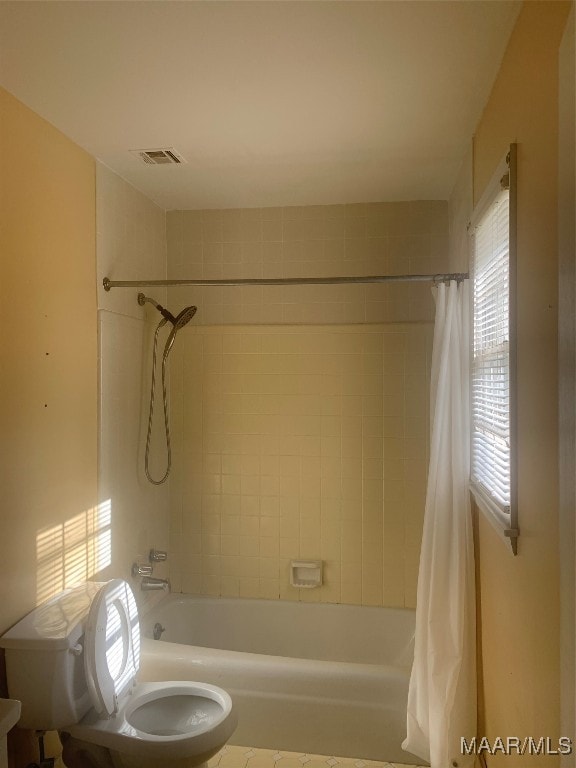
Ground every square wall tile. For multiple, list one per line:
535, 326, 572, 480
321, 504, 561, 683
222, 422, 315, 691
172, 323, 431, 608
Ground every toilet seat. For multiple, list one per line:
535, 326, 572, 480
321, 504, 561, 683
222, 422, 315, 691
84, 579, 140, 718
68, 579, 237, 765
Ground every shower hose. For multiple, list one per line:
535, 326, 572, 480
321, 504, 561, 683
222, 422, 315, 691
144, 318, 172, 485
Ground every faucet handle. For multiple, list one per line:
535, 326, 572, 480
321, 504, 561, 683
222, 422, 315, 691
149, 548, 168, 562
132, 562, 153, 577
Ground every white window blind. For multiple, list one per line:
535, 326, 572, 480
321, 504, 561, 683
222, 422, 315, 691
471, 187, 511, 521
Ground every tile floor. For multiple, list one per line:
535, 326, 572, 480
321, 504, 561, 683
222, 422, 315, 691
208, 745, 427, 768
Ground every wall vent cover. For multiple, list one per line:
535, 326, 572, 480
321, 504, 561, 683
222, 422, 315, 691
130, 148, 186, 165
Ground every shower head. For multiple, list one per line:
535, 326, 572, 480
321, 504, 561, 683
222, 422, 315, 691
173, 305, 198, 330
163, 305, 198, 358
137, 293, 197, 356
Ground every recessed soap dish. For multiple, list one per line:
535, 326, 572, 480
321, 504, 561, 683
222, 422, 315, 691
290, 559, 323, 588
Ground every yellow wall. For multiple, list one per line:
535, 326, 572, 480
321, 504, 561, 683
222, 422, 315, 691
0, 87, 98, 635
558, 2, 576, 745
472, 2, 571, 761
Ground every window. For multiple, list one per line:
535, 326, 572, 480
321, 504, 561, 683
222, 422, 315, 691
470, 146, 518, 553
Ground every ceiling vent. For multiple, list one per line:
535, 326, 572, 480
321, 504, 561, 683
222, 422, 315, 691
130, 148, 186, 165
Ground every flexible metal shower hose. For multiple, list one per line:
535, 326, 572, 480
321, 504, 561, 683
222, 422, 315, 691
144, 319, 172, 485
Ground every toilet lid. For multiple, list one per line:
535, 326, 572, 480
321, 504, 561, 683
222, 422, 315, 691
84, 579, 140, 718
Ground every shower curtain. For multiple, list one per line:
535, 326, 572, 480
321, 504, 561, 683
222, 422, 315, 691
402, 280, 476, 768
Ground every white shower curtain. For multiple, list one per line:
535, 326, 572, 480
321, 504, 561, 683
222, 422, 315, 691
402, 280, 476, 768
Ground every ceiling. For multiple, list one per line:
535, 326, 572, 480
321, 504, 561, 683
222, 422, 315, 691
0, 1, 520, 210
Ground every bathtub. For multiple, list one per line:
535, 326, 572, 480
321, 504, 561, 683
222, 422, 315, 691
139, 595, 417, 763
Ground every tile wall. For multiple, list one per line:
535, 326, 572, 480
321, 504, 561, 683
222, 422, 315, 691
166, 201, 448, 325
166, 201, 447, 608
169, 323, 432, 608
96, 163, 171, 595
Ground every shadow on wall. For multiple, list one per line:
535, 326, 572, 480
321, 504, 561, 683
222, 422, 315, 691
35, 499, 112, 605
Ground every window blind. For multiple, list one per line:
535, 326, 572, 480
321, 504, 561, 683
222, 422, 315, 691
471, 188, 511, 518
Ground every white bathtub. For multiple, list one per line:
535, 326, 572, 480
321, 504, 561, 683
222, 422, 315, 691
139, 595, 417, 763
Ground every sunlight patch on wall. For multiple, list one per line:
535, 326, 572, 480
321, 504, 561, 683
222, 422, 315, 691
36, 499, 112, 604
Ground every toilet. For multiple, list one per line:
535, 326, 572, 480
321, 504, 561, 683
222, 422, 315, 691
0, 579, 236, 768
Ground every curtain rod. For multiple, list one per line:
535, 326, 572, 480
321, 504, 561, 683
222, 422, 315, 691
103, 273, 468, 291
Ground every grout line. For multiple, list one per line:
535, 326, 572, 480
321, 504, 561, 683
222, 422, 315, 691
208, 745, 426, 768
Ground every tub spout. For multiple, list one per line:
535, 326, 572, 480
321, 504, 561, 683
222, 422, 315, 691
141, 576, 170, 591
153, 622, 166, 640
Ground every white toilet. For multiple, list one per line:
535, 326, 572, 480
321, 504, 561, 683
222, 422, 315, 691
0, 579, 237, 768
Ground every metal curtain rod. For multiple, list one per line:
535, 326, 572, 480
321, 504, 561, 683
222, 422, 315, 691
103, 273, 468, 291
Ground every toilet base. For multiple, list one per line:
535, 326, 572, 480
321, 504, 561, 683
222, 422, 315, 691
60, 733, 115, 768
61, 732, 209, 768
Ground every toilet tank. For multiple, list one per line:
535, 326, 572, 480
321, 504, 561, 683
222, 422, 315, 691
0, 582, 102, 730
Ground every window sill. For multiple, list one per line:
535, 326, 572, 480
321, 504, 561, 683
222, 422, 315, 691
470, 481, 519, 555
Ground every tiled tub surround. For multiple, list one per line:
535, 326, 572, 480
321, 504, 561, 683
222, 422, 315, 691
169, 323, 432, 609
99, 312, 171, 591
165, 201, 449, 325
96, 162, 171, 591
140, 594, 417, 763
